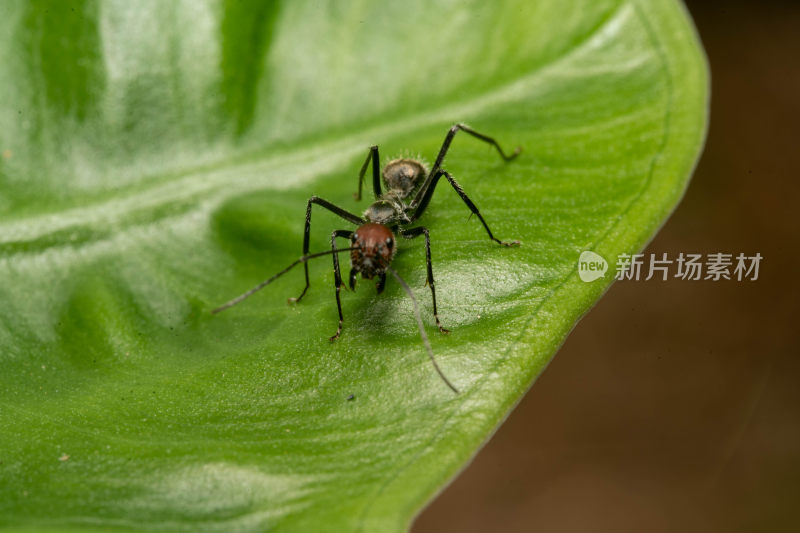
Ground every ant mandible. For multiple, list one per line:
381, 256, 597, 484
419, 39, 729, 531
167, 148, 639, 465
213, 123, 521, 393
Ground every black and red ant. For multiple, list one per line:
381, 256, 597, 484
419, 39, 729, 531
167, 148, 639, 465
213, 124, 521, 393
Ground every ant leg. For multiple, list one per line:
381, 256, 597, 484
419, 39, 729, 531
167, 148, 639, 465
354, 145, 381, 201
410, 170, 519, 247
400, 226, 449, 333
375, 273, 387, 294
329, 229, 353, 341
431, 123, 521, 176
290, 196, 365, 304
412, 123, 521, 210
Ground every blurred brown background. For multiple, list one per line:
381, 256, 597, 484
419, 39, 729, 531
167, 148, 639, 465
414, 1, 800, 531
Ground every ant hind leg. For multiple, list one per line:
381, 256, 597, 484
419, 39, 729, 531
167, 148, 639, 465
428, 123, 521, 184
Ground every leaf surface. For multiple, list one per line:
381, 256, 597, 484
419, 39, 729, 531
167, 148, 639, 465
0, 1, 707, 531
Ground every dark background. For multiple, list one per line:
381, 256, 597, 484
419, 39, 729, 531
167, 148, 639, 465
415, 1, 799, 531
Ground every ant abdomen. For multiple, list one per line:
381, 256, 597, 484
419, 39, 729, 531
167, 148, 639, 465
382, 159, 427, 198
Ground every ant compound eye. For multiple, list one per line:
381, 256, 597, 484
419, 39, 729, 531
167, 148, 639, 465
352, 233, 358, 241
385, 237, 393, 248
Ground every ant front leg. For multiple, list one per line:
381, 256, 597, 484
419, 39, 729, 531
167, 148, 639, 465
400, 226, 449, 334
290, 196, 365, 304
353, 145, 381, 201
329, 229, 353, 342
410, 170, 520, 246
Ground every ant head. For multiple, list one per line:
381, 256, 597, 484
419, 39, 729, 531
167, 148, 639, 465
351, 223, 396, 279
382, 159, 427, 198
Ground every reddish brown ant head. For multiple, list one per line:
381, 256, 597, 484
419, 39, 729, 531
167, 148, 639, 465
350, 223, 396, 280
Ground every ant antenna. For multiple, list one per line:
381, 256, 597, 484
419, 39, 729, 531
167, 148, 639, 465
385, 265, 459, 394
212, 247, 360, 314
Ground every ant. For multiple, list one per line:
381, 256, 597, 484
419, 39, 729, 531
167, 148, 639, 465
213, 124, 521, 393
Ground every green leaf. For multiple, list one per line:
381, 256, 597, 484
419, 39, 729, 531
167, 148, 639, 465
0, 0, 707, 531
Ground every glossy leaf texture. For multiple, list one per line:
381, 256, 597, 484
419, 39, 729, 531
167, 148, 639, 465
0, 1, 707, 532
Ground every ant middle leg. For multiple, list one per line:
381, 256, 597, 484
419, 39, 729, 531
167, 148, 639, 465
400, 226, 449, 334
410, 170, 519, 247
353, 145, 381, 201
291, 196, 365, 304
329, 229, 353, 341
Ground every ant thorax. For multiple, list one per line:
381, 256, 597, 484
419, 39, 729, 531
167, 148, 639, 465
363, 191, 410, 225
361, 158, 426, 225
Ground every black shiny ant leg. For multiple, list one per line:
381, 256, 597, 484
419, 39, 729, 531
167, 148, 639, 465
291, 196, 365, 304
412, 123, 521, 210
329, 229, 353, 341
354, 145, 381, 201
430, 123, 521, 176
410, 170, 519, 247
401, 226, 449, 334
375, 273, 387, 294
348, 268, 358, 291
